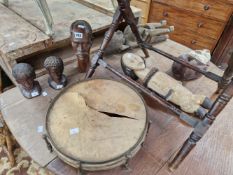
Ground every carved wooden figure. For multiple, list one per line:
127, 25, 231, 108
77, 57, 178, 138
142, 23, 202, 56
105, 20, 174, 55
44, 56, 67, 90
121, 53, 213, 118
124, 21, 174, 47
12, 63, 41, 99
70, 20, 93, 73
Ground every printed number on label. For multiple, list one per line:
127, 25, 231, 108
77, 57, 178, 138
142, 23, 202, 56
74, 32, 83, 39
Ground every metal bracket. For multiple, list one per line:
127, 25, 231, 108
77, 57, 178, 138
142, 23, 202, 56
147, 120, 152, 135
122, 153, 132, 172
42, 134, 53, 153
79, 163, 87, 175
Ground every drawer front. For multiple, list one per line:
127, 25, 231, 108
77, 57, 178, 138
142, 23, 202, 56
219, 0, 233, 5
169, 25, 217, 51
131, 0, 151, 23
152, 0, 233, 22
149, 2, 226, 40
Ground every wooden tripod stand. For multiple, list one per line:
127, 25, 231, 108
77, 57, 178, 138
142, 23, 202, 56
85, 0, 149, 79
85, 0, 233, 171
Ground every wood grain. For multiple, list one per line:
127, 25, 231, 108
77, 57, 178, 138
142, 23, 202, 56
131, 0, 151, 23
8, 0, 113, 44
212, 15, 233, 65
75, 0, 141, 18
168, 25, 218, 51
74, 0, 115, 16
0, 4, 50, 60
149, 2, 226, 40
157, 98, 233, 175
152, 0, 233, 22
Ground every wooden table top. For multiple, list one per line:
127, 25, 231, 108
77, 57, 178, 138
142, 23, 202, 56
74, 0, 141, 17
0, 0, 113, 61
1, 40, 233, 175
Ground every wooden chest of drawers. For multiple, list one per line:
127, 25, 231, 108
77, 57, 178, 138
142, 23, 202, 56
131, 0, 151, 24
148, 0, 233, 52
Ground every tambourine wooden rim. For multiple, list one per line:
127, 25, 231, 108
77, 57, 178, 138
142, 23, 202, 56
45, 78, 148, 169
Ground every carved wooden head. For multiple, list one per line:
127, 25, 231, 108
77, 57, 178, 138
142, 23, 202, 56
44, 56, 64, 83
70, 20, 93, 57
12, 63, 36, 90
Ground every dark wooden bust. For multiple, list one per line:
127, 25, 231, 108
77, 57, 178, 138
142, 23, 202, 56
12, 63, 41, 99
172, 55, 205, 81
70, 20, 93, 73
44, 56, 67, 90
172, 50, 210, 81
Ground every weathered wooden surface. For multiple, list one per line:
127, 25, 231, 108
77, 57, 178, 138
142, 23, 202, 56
0, 0, 112, 84
0, 3, 50, 64
75, 0, 141, 17
1, 39, 232, 175
74, 0, 116, 16
8, 0, 112, 44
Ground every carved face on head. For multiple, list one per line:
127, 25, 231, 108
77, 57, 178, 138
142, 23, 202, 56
12, 63, 36, 91
122, 53, 146, 70
47, 66, 63, 83
16, 76, 34, 91
44, 56, 64, 84
70, 20, 92, 58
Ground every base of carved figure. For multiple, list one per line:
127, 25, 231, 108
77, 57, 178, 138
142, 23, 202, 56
121, 58, 139, 80
19, 81, 42, 99
48, 74, 67, 90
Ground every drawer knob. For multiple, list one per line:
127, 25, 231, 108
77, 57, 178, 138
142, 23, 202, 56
204, 4, 210, 11
163, 11, 168, 17
197, 22, 204, 28
191, 40, 197, 44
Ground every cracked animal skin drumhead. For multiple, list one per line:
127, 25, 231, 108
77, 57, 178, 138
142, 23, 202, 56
46, 79, 147, 165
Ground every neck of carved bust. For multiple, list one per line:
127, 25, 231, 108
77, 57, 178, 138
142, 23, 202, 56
77, 54, 90, 73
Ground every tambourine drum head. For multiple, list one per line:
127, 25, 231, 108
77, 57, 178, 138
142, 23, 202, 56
46, 79, 148, 170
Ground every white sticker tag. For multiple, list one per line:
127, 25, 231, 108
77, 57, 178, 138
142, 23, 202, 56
74, 32, 83, 39
37, 126, 44, 133
56, 85, 63, 89
78, 25, 85, 29
9, 42, 15, 46
70, 128, 79, 135
31, 91, 39, 97
42, 91, 48, 96
4, 34, 10, 37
